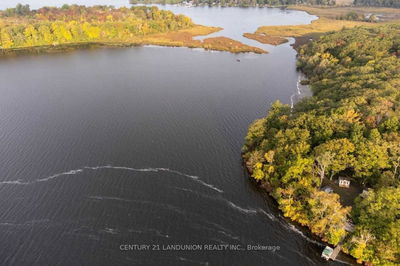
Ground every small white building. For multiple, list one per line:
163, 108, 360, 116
338, 177, 350, 188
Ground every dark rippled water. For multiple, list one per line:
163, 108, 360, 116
0, 3, 352, 266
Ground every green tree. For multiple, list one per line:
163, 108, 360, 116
314, 138, 355, 179
349, 187, 400, 264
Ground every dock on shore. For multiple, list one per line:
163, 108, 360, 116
330, 244, 342, 260
321, 244, 342, 261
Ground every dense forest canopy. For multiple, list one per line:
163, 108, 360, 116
243, 24, 400, 264
0, 5, 193, 49
354, 0, 400, 7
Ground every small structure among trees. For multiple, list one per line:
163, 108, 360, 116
338, 177, 350, 188
322, 186, 333, 193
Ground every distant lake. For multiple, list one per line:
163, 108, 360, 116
0, 4, 349, 266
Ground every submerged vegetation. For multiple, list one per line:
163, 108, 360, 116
243, 24, 400, 264
0, 5, 264, 55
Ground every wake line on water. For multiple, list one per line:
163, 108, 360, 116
285, 224, 324, 247
226, 201, 324, 247
0, 165, 324, 248
226, 201, 276, 218
290, 75, 302, 110
0, 165, 223, 193
171, 185, 276, 220
1, 165, 274, 220
85, 165, 224, 193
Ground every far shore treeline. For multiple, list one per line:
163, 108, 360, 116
130, 0, 336, 6
243, 25, 400, 264
130, 0, 400, 7
0, 5, 193, 49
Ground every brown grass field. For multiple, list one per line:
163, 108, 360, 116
248, 5, 400, 48
256, 17, 374, 37
140, 25, 267, 53
243, 32, 288, 45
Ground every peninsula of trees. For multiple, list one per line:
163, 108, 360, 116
0, 5, 265, 55
243, 24, 400, 264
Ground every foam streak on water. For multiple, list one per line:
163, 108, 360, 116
0, 165, 223, 193
37, 167, 325, 248
290, 75, 302, 110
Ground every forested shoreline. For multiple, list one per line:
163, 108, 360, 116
131, 0, 400, 7
0, 5, 267, 55
0, 5, 193, 49
243, 25, 400, 264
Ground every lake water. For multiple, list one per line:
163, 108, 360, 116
0, 3, 350, 266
